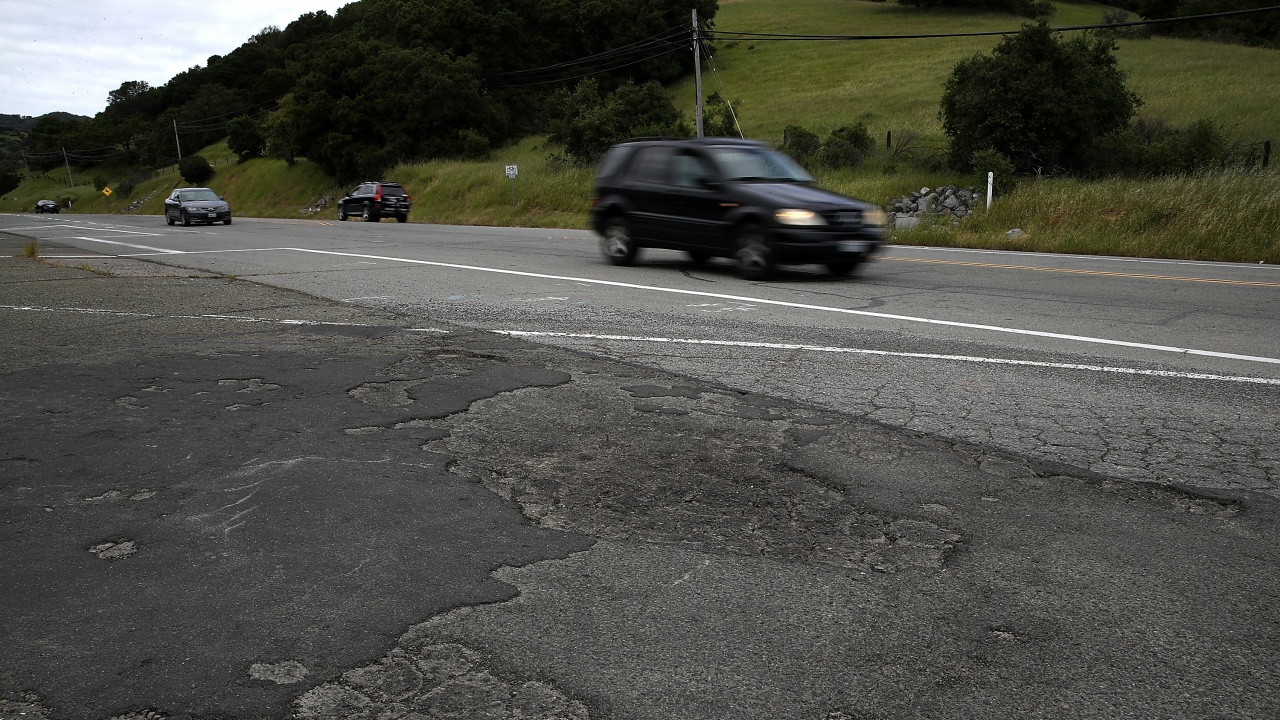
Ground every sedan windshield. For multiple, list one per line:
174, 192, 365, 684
180, 189, 220, 202
707, 147, 814, 183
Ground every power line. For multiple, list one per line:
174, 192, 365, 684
707, 5, 1280, 42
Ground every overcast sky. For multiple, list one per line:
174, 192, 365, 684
1, 1, 351, 119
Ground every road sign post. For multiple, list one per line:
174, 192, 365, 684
505, 165, 518, 208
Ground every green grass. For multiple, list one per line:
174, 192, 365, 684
690, 0, 1280, 144
3, 0, 1277, 264
905, 171, 1280, 263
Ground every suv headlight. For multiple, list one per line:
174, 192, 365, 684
775, 209, 826, 226
863, 208, 887, 226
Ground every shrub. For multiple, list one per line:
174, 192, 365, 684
179, 155, 214, 184
1088, 119, 1229, 176
704, 93, 741, 137
92, 175, 109, 191
940, 25, 1141, 176
781, 125, 820, 166
970, 149, 1019, 194
0, 169, 20, 196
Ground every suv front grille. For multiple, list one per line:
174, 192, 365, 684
822, 210, 862, 228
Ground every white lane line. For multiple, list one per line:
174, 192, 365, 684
498, 331, 1280, 386
63, 226, 162, 236
281, 248, 1280, 367
70, 237, 182, 254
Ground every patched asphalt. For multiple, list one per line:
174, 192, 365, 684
2, 233, 1277, 720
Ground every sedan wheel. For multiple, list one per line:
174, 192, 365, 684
600, 216, 638, 266
166, 213, 175, 226
181, 212, 192, 227
734, 224, 775, 280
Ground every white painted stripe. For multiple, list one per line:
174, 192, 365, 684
282, 248, 1280, 367
71, 236, 182, 254
56, 225, 162, 236
498, 331, 1280, 386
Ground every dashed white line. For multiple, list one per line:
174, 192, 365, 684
495, 331, 1280, 386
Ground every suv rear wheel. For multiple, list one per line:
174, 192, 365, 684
362, 204, 378, 222
734, 223, 775, 280
601, 215, 638, 266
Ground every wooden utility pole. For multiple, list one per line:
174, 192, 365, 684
693, 9, 703, 138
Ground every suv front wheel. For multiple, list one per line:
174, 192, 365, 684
735, 223, 775, 280
601, 215, 638, 266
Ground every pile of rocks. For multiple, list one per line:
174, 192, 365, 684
886, 184, 983, 229
120, 189, 159, 213
299, 195, 335, 215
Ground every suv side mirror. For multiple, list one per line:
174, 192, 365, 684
696, 175, 721, 190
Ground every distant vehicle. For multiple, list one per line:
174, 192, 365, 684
588, 137, 888, 280
165, 187, 231, 226
34, 200, 59, 214
337, 182, 411, 223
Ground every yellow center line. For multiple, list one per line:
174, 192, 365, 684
882, 255, 1280, 287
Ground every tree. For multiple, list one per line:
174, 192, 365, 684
107, 81, 152, 108
227, 116, 266, 162
939, 24, 1141, 175
179, 155, 214, 184
548, 79, 689, 165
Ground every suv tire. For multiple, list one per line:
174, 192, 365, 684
396, 214, 408, 223
600, 215, 639, 266
337, 206, 347, 221
826, 261, 858, 277
362, 204, 378, 222
734, 223, 775, 280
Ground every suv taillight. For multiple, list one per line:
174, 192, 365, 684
373, 186, 382, 202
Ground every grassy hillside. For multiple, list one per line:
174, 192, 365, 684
684, 0, 1280, 144
3, 0, 1277, 263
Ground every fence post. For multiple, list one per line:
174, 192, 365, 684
986, 172, 994, 211
886, 130, 892, 150
1263, 140, 1272, 169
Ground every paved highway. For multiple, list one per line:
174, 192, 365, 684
5, 212, 1278, 497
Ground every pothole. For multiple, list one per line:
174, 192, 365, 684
89, 539, 137, 561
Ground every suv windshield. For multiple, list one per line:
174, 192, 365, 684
706, 147, 814, 183
180, 189, 220, 202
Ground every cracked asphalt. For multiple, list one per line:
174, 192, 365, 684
2, 233, 1278, 720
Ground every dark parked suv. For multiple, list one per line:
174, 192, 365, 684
338, 182, 412, 222
589, 138, 887, 279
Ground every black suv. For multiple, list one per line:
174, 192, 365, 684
589, 138, 887, 279
338, 182, 412, 223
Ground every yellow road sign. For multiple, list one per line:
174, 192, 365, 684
102, 187, 112, 196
